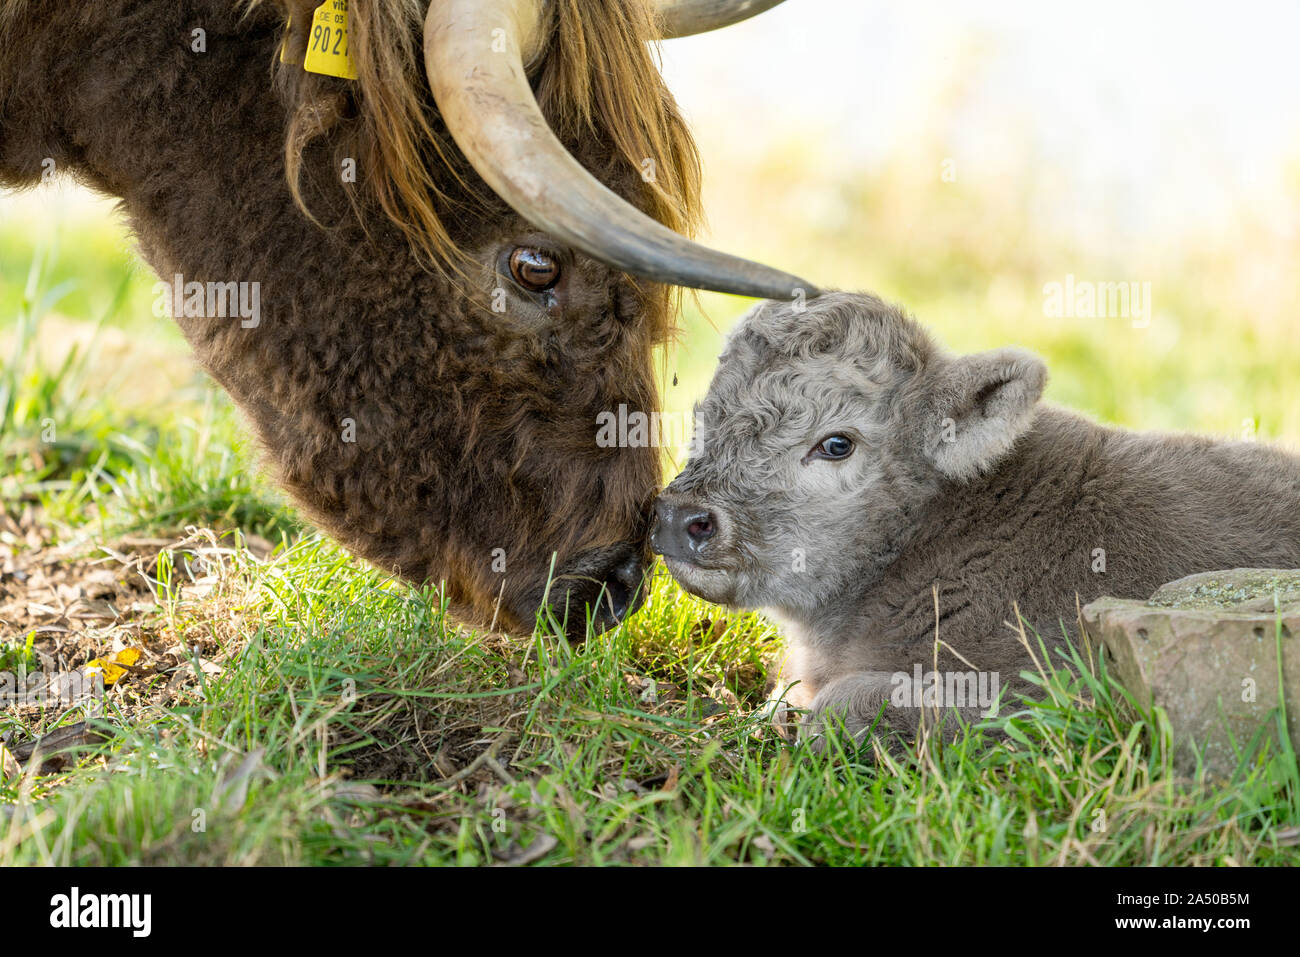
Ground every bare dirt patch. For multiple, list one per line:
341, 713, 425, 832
0, 508, 270, 769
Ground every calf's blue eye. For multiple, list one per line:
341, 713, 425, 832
813, 435, 854, 460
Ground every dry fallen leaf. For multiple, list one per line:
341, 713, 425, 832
83, 647, 143, 686
1274, 825, 1300, 847
493, 833, 558, 867
213, 747, 271, 813
0, 744, 20, 781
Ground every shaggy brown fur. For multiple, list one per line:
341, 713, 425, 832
656, 293, 1300, 743
0, 0, 703, 636
266, 0, 703, 271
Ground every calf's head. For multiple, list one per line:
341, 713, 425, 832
654, 292, 1048, 618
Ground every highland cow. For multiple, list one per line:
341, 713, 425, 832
652, 292, 1300, 745
0, 0, 815, 640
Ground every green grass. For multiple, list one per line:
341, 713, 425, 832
1, 240, 296, 543
1, 200, 1298, 867
2, 540, 1297, 866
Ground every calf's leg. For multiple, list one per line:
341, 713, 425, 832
799, 672, 994, 753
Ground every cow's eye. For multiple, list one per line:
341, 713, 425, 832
509, 247, 561, 292
809, 434, 854, 461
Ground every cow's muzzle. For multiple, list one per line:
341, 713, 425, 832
524, 543, 650, 640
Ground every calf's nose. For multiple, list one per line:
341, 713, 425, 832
651, 499, 717, 560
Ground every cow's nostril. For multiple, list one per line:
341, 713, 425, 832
598, 549, 649, 625
610, 550, 645, 592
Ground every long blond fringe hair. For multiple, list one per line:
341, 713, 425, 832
265, 0, 704, 271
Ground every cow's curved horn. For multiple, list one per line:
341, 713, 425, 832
655, 0, 789, 39
423, 0, 818, 301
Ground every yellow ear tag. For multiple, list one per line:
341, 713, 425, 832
303, 0, 358, 80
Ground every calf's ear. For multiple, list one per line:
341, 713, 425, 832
922, 348, 1047, 480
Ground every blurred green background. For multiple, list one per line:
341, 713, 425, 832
655, 0, 1300, 460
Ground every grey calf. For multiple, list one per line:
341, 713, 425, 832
653, 292, 1300, 746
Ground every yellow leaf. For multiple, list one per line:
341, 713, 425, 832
85, 647, 142, 686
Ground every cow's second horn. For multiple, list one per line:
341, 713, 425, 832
655, 1, 790, 39
423, 0, 817, 301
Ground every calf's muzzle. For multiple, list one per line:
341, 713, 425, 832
650, 498, 718, 562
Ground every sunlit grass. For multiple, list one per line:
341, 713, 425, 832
3, 529, 1296, 865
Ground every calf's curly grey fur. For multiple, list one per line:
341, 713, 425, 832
654, 292, 1300, 746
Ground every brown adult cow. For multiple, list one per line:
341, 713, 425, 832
0, 0, 816, 638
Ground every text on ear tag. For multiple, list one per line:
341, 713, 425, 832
303, 0, 358, 80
